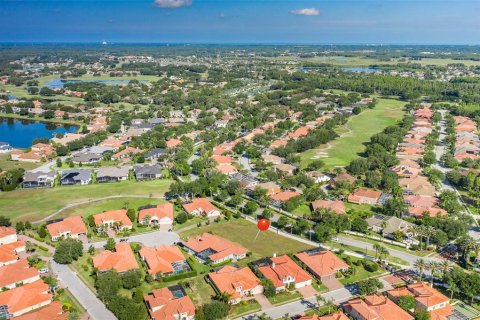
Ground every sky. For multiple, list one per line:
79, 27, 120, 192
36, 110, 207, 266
1, 0, 479, 44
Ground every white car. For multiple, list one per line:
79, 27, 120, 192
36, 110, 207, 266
39, 268, 49, 274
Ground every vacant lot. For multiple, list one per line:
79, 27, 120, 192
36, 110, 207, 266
300, 98, 405, 169
0, 153, 40, 171
0, 179, 172, 222
180, 218, 313, 259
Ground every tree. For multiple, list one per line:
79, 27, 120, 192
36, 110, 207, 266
15, 221, 25, 233
414, 259, 426, 280
357, 278, 383, 295
314, 224, 334, 242
398, 295, 416, 311
95, 271, 122, 301
244, 201, 259, 215
53, 239, 83, 264
105, 238, 116, 251
38, 226, 47, 238
262, 279, 276, 297
197, 301, 229, 320
0, 216, 11, 227
175, 212, 188, 224
121, 270, 141, 289
88, 245, 95, 255
351, 217, 369, 233
414, 310, 431, 320
127, 209, 136, 222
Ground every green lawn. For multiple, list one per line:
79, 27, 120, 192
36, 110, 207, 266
326, 241, 409, 266
180, 218, 313, 260
300, 98, 406, 169
0, 112, 81, 126
0, 179, 172, 222
0, 153, 41, 171
230, 300, 262, 317
338, 256, 386, 285
292, 203, 312, 217
267, 291, 303, 305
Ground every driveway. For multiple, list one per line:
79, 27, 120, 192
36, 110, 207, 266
297, 286, 317, 299
51, 262, 117, 320
322, 278, 344, 291
86, 230, 180, 249
254, 294, 273, 309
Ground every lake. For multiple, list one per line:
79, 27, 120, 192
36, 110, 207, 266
0, 117, 77, 148
46, 78, 148, 89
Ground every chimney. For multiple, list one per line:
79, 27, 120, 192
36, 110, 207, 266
272, 262, 275, 269
273, 253, 276, 258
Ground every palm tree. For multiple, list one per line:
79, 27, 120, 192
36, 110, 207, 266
426, 261, 437, 285
424, 226, 435, 249
447, 280, 458, 299
373, 243, 383, 259
457, 236, 476, 265
414, 258, 426, 280
378, 246, 389, 262
439, 261, 451, 281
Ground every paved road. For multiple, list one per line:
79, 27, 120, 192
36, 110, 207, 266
86, 230, 180, 249
238, 156, 258, 177
51, 262, 117, 320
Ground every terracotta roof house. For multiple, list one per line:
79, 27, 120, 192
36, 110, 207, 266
208, 265, 263, 304
181, 233, 247, 264
274, 163, 297, 175
333, 173, 356, 185
405, 207, 448, 219
262, 154, 284, 165
46, 216, 87, 241
311, 200, 346, 215
295, 250, 349, 281
387, 282, 453, 320
182, 198, 221, 218
403, 195, 439, 208
270, 139, 288, 149
99, 138, 125, 150
93, 209, 133, 231
288, 126, 311, 140
348, 189, 382, 205
344, 295, 414, 320
0, 259, 40, 290
252, 182, 282, 197
391, 164, 421, 177
306, 171, 331, 184
0, 241, 26, 267
166, 139, 182, 149
271, 191, 301, 207
257, 254, 312, 291
399, 176, 436, 197
111, 147, 143, 160
215, 163, 238, 176
300, 312, 349, 320
93, 242, 139, 273
0, 280, 52, 318
210, 155, 233, 165
15, 301, 68, 320
144, 287, 195, 320
139, 203, 174, 227
0, 227, 17, 245
139, 245, 188, 277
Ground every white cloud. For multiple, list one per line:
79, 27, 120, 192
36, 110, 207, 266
290, 8, 320, 16
154, 0, 192, 9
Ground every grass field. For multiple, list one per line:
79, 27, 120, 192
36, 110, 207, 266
264, 55, 480, 67
180, 218, 313, 260
0, 153, 40, 171
300, 98, 406, 169
0, 179, 172, 222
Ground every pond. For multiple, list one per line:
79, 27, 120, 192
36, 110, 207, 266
342, 67, 382, 73
0, 117, 78, 148
45, 78, 148, 89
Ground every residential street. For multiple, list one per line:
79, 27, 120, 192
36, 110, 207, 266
51, 262, 117, 320
85, 230, 180, 249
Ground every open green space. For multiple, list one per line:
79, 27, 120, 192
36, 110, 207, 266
180, 218, 313, 260
0, 153, 41, 171
0, 179, 172, 222
300, 98, 406, 169
327, 241, 409, 266
337, 256, 386, 285
0, 112, 82, 126
267, 291, 303, 305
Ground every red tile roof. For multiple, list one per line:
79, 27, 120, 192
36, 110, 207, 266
209, 265, 262, 300
270, 191, 301, 202
300, 312, 349, 320
0, 259, 39, 288
93, 242, 139, 273
311, 200, 346, 215
182, 233, 247, 262
295, 250, 349, 278
258, 255, 312, 289
0, 280, 52, 316
15, 301, 68, 320
0, 227, 16, 239
46, 216, 87, 238
344, 295, 413, 320
182, 198, 220, 215
138, 203, 174, 222
139, 245, 185, 275
93, 209, 132, 227
144, 288, 195, 320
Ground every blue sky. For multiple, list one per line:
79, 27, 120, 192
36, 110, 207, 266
1, 0, 479, 44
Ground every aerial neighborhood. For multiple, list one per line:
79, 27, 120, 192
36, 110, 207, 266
0, 43, 480, 320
